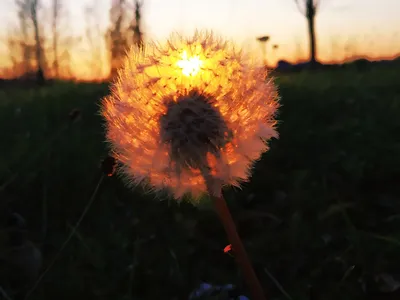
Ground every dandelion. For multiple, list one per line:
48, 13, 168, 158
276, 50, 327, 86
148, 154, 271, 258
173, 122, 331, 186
102, 31, 279, 199
101, 31, 279, 300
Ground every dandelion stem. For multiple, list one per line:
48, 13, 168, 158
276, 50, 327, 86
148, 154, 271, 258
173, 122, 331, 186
212, 193, 266, 300
200, 167, 266, 300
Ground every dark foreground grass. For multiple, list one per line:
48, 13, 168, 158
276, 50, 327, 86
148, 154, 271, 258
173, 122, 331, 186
0, 64, 400, 300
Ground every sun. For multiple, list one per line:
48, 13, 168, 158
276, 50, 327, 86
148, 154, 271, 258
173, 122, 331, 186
176, 50, 203, 76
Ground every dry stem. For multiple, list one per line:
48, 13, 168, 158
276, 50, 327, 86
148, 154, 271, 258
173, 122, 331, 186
200, 167, 266, 300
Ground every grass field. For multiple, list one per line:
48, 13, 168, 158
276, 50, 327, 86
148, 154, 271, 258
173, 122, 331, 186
0, 63, 400, 300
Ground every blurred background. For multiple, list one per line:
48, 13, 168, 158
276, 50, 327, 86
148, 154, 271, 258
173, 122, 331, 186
0, 0, 399, 81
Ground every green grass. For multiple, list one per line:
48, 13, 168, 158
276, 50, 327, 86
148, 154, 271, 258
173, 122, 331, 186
0, 64, 400, 300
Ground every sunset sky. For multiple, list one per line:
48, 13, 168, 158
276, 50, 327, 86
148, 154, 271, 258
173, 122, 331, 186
0, 0, 399, 79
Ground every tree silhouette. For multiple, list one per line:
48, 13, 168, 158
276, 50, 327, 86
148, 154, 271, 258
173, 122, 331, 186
9, 0, 39, 78
49, 0, 76, 79
106, 0, 145, 78
5, 0, 54, 79
30, 0, 46, 84
293, 0, 320, 66
107, 0, 130, 78
130, 0, 144, 51
51, 0, 61, 78
10, 0, 33, 76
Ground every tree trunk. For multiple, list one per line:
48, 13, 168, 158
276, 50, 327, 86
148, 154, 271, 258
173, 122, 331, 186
132, 0, 144, 51
306, 0, 317, 68
31, 0, 45, 85
52, 0, 59, 78
307, 14, 317, 67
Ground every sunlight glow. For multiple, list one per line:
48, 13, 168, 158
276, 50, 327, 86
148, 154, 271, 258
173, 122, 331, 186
102, 32, 279, 199
176, 50, 203, 76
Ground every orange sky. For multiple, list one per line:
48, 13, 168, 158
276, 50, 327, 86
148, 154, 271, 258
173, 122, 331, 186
0, 0, 399, 80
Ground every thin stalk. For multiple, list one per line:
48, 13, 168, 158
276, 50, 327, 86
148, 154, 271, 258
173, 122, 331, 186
24, 174, 104, 299
201, 167, 266, 300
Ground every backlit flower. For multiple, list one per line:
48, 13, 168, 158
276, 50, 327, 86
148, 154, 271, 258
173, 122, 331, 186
101, 31, 279, 200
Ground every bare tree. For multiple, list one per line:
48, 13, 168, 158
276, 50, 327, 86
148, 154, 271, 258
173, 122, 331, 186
18, 3, 31, 74
6, 0, 73, 79
50, 0, 75, 79
107, 0, 130, 78
7, 0, 44, 79
106, 0, 145, 78
12, 0, 35, 76
5, 28, 22, 77
293, 0, 320, 66
51, 0, 61, 78
130, 0, 144, 51
30, 0, 46, 84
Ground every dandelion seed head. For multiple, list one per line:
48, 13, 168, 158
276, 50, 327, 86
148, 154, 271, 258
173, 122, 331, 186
101, 31, 280, 201
160, 89, 232, 171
